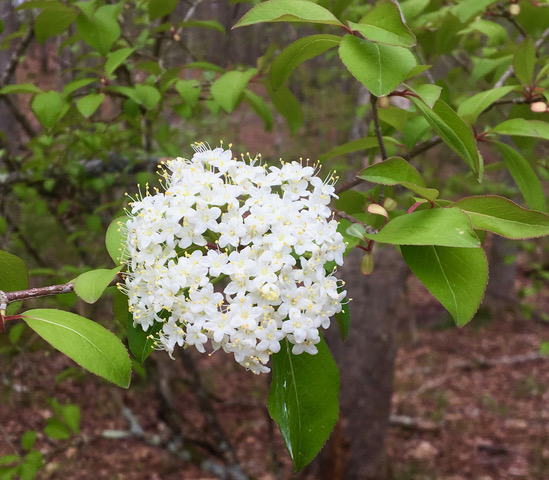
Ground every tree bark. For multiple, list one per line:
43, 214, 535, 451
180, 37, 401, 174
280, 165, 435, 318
308, 246, 408, 480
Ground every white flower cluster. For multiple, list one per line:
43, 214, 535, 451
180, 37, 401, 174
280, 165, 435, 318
122, 143, 346, 374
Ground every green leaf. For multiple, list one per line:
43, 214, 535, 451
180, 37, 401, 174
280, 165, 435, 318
174, 79, 201, 107
31, 91, 69, 129
346, 223, 367, 240
179, 20, 226, 34
407, 84, 442, 109
106, 216, 129, 265
21, 431, 37, 451
362, 208, 480, 247
492, 118, 549, 141
63, 78, 95, 95
453, 196, 549, 239
338, 35, 417, 97
401, 245, 488, 326
76, 93, 104, 118
494, 142, 546, 212
147, 0, 178, 20
457, 86, 517, 124
0, 83, 42, 95
127, 317, 163, 364
243, 89, 273, 131
270, 34, 340, 90
358, 156, 439, 201
348, 0, 416, 47
22, 309, 131, 388
44, 418, 70, 440
411, 98, 483, 180
184, 61, 224, 73
35, 4, 77, 43
513, 37, 536, 86
268, 338, 339, 471
105, 48, 135, 76
233, 0, 344, 29
74, 267, 122, 304
61, 404, 81, 434
76, 5, 121, 56
318, 136, 397, 161
0, 250, 29, 315
453, 0, 497, 22
133, 85, 161, 110
0, 250, 29, 294
266, 83, 304, 134
211, 69, 257, 113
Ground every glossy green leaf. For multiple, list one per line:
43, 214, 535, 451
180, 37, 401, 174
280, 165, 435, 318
401, 245, 488, 326
35, 5, 77, 44
147, 0, 178, 20
269, 338, 340, 471
31, 91, 69, 129
492, 118, 549, 141
0, 250, 29, 315
266, 83, 304, 134
358, 156, 439, 201
174, 79, 201, 107
453, 0, 497, 22
74, 266, 122, 304
76, 93, 104, 118
76, 5, 121, 56
338, 35, 417, 97
211, 69, 257, 113
411, 98, 483, 180
127, 317, 163, 364
513, 37, 536, 86
407, 84, 442, 108
457, 86, 516, 124
0, 83, 42, 95
233, 0, 344, 29
105, 48, 135, 76
494, 142, 546, 212
319, 136, 397, 161
184, 61, 225, 73
22, 309, 131, 388
243, 89, 273, 131
453, 196, 549, 239
271, 34, 340, 90
363, 208, 480, 247
348, 0, 416, 47
106, 216, 129, 265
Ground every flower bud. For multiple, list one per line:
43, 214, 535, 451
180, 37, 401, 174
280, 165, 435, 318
383, 197, 397, 212
531, 101, 547, 113
360, 252, 374, 275
509, 3, 520, 15
378, 96, 391, 109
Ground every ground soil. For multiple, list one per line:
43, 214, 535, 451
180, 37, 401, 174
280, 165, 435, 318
1, 268, 548, 480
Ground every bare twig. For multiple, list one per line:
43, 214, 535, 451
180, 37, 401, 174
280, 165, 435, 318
405, 137, 442, 160
331, 207, 377, 234
0, 26, 34, 87
370, 94, 388, 160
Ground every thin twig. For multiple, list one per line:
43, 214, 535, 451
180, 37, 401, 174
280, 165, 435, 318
331, 207, 377, 234
405, 137, 442, 160
370, 94, 388, 160
0, 26, 34, 87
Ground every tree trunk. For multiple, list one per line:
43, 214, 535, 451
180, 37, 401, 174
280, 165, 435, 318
307, 246, 408, 480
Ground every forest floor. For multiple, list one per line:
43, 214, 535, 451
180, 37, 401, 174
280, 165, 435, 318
1, 263, 548, 480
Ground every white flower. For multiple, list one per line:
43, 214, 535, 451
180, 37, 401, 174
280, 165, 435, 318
122, 142, 346, 374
